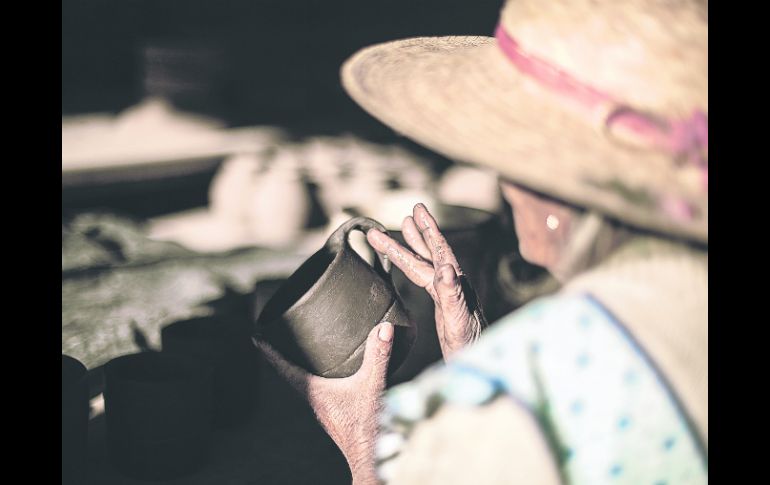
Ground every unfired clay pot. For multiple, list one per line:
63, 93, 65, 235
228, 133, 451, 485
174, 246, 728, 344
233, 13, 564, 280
103, 352, 214, 480
161, 316, 258, 428
62, 354, 89, 485
255, 217, 416, 381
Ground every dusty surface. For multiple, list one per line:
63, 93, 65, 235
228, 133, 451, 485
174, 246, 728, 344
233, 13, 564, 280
85, 362, 351, 485
62, 213, 307, 370
63, 213, 350, 484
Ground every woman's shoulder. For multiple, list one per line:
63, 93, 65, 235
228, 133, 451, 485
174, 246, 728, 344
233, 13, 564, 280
493, 291, 608, 329
380, 290, 707, 483
562, 234, 708, 444
563, 235, 707, 308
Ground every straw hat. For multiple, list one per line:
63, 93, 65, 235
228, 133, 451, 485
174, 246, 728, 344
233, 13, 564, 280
341, 0, 708, 243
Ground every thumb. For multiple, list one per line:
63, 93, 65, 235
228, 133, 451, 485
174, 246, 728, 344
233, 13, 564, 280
354, 321, 395, 389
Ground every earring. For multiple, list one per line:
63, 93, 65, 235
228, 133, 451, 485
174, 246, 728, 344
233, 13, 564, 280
546, 214, 560, 231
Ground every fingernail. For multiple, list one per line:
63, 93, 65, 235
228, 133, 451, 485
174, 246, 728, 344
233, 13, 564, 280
378, 322, 394, 342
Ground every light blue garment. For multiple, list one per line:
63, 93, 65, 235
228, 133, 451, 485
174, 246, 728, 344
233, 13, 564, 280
377, 293, 707, 484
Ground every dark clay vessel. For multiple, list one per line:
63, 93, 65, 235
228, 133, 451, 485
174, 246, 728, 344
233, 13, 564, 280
62, 354, 89, 485
161, 315, 258, 428
103, 352, 214, 480
255, 217, 415, 380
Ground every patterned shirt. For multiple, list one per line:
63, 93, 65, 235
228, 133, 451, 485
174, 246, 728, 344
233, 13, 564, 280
377, 293, 707, 484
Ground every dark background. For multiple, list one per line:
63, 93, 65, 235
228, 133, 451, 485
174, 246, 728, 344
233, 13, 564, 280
62, 0, 505, 217
62, 0, 503, 138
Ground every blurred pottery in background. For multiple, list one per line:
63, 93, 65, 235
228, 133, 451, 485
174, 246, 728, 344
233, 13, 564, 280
62, 98, 228, 189
209, 149, 311, 249
62, 100, 283, 200
62, 355, 89, 485
209, 152, 264, 233
244, 149, 311, 248
149, 136, 439, 253
161, 316, 259, 428
147, 207, 253, 253
304, 136, 435, 217
256, 217, 416, 382
104, 352, 214, 480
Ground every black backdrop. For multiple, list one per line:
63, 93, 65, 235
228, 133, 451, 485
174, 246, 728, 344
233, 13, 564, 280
62, 0, 503, 138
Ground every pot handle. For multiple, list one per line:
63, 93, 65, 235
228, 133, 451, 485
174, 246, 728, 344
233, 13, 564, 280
326, 217, 392, 275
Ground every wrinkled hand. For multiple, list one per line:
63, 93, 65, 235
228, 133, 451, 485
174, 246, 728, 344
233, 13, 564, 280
367, 203, 487, 359
253, 322, 394, 485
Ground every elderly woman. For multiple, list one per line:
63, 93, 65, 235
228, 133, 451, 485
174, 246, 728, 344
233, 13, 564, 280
255, 0, 707, 483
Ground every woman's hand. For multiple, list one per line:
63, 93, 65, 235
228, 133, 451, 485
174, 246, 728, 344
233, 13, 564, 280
367, 203, 486, 359
253, 322, 394, 485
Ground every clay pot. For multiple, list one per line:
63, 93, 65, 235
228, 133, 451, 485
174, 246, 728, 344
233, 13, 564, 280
103, 352, 214, 480
161, 316, 258, 428
244, 154, 310, 248
62, 354, 89, 485
255, 217, 416, 381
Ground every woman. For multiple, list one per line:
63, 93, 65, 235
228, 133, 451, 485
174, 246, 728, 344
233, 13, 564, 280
255, 0, 707, 483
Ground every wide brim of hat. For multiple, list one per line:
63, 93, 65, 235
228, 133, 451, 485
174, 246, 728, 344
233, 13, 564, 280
341, 36, 707, 244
